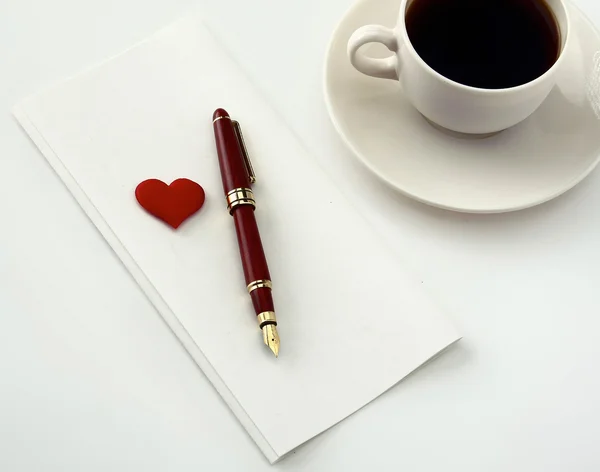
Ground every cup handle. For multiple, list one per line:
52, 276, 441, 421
347, 25, 399, 80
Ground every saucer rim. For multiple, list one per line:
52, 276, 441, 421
323, 0, 600, 214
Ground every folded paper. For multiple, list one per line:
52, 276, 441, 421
13, 13, 461, 463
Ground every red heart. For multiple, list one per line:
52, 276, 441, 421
135, 178, 206, 229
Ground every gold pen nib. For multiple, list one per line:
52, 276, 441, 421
262, 324, 280, 357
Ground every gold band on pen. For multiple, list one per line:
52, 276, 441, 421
226, 187, 255, 214
247, 280, 273, 293
213, 115, 231, 124
257, 311, 277, 328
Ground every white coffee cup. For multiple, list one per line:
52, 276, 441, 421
348, 0, 570, 135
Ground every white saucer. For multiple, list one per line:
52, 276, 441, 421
324, 0, 600, 213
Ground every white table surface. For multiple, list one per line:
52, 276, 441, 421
2, 0, 600, 470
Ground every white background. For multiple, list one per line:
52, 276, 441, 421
2, 0, 600, 470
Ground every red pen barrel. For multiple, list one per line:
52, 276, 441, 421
212, 108, 276, 319
213, 107, 280, 355
233, 207, 275, 314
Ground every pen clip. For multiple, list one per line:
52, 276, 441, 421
232, 120, 256, 184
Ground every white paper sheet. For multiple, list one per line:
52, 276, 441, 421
13, 13, 460, 463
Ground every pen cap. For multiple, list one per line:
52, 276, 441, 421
213, 109, 253, 192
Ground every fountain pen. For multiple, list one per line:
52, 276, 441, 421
212, 108, 280, 357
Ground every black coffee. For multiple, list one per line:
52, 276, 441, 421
405, 0, 561, 89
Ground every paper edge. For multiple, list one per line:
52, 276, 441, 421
270, 336, 463, 463
11, 9, 206, 110
11, 104, 280, 465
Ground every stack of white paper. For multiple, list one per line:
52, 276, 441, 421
13, 13, 460, 463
